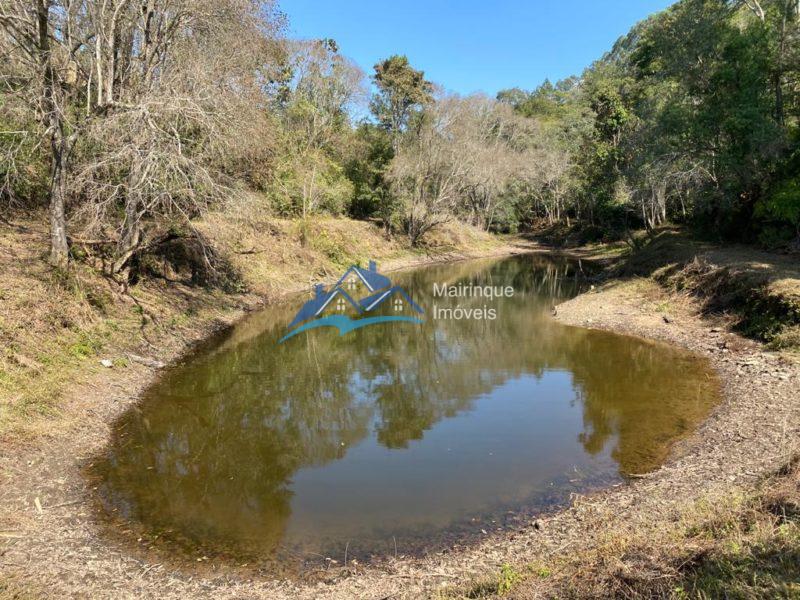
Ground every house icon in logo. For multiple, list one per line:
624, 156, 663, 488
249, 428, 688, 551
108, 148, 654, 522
280, 261, 424, 343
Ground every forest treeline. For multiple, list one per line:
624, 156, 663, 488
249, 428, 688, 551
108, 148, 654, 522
1, 0, 798, 283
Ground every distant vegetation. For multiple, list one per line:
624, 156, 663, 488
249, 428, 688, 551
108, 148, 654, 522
499, 0, 800, 248
1, 0, 798, 284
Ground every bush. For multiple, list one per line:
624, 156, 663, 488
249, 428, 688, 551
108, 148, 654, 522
756, 174, 800, 249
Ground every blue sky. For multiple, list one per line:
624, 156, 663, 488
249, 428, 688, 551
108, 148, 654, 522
281, 0, 676, 97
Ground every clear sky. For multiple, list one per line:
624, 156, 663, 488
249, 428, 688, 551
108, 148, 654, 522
281, 0, 676, 97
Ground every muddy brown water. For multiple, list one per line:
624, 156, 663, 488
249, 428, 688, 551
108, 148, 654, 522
93, 254, 720, 567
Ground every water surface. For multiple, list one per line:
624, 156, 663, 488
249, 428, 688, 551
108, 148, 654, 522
95, 255, 719, 564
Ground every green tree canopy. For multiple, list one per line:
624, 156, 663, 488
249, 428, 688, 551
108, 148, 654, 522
370, 55, 433, 149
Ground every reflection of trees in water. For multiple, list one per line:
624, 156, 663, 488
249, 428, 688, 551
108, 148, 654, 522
98, 254, 717, 555
568, 330, 717, 473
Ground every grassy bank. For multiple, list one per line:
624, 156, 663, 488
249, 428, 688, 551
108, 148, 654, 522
0, 210, 504, 441
614, 231, 800, 352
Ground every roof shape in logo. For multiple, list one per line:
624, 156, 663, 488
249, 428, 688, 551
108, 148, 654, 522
287, 285, 363, 330
335, 260, 391, 293
359, 286, 424, 314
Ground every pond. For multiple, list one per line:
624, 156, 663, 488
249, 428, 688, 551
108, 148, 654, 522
93, 254, 720, 567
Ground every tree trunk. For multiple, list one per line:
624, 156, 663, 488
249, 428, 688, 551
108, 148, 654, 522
112, 195, 142, 279
113, 165, 144, 278
37, 0, 70, 268
48, 142, 69, 268
774, 2, 788, 125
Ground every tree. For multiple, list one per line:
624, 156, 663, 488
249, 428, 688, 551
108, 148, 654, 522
371, 55, 433, 151
389, 96, 466, 245
344, 123, 397, 227
389, 94, 533, 243
454, 96, 527, 232
0, 1, 89, 266
271, 38, 364, 217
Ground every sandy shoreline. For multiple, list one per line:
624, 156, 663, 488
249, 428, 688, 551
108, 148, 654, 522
1, 246, 798, 599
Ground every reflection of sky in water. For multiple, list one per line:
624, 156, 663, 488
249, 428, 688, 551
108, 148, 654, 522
95, 254, 720, 561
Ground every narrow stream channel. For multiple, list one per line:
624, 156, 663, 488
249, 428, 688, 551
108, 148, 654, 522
92, 254, 720, 567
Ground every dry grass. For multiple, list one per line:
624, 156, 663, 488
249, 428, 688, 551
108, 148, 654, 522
676, 467, 800, 599
0, 577, 38, 600
0, 224, 124, 436
434, 459, 800, 599
551, 458, 800, 599
201, 204, 504, 297
0, 219, 247, 439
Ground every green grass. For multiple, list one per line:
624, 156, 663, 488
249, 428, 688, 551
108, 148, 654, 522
67, 331, 104, 360
496, 564, 522, 595
437, 563, 540, 598
0, 321, 122, 435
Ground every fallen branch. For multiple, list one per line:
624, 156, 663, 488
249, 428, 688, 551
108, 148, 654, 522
235, 247, 267, 255
127, 354, 166, 369
46, 499, 85, 509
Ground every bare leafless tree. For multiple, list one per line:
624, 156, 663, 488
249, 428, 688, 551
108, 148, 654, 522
390, 96, 467, 244
0, 1, 95, 265
390, 94, 538, 243
1, 0, 284, 275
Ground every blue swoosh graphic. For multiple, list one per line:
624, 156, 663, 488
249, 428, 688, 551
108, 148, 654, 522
279, 314, 423, 343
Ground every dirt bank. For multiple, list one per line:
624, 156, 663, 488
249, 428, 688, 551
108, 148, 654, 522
2, 230, 799, 599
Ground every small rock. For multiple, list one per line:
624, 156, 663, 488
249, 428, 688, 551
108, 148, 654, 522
662, 315, 672, 324
533, 519, 543, 530
100, 359, 113, 368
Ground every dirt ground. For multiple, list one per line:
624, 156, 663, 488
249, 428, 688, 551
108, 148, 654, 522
1, 234, 799, 599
